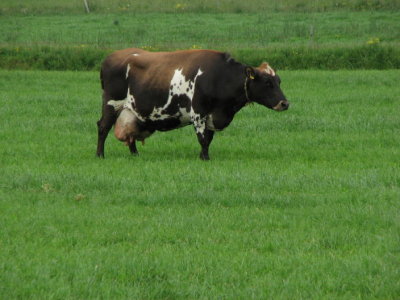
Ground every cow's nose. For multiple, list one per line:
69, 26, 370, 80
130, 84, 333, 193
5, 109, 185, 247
281, 101, 289, 110
273, 100, 290, 111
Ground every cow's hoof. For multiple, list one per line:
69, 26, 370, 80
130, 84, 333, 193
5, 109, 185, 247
200, 153, 210, 160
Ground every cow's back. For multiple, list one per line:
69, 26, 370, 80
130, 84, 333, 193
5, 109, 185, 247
125, 50, 229, 98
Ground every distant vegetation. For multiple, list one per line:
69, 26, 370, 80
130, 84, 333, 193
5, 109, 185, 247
1, 0, 399, 15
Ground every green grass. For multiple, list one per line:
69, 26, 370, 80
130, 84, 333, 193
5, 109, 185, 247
1, 69, 399, 298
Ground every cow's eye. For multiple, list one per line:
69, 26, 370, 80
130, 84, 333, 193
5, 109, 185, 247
265, 79, 273, 88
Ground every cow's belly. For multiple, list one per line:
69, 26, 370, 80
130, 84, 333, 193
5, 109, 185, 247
145, 111, 192, 131
115, 107, 192, 143
142, 105, 192, 131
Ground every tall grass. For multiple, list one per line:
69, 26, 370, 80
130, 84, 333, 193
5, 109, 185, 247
1, 44, 399, 71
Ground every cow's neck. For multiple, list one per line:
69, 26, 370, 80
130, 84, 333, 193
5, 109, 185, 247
211, 63, 251, 113
233, 70, 252, 112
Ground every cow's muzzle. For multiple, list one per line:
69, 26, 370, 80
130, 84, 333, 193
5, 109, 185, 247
273, 100, 290, 111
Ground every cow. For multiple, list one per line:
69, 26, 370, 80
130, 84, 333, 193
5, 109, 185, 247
96, 48, 289, 160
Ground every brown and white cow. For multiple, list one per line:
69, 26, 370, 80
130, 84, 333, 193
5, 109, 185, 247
96, 48, 289, 160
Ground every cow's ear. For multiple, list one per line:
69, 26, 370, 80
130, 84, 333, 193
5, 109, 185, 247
259, 62, 276, 76
245, 67, 256, 80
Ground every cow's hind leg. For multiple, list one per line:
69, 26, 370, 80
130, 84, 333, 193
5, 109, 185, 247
128, 140, 138, 155
96, 94, 117, 158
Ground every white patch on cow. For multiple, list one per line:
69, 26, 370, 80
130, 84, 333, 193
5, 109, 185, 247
107, 88, 144, 121
132, 53, 139, 57
149, 68, 203, 122
123, 88, 135, 111
193, 113, 206, 136
206, 114, 220, 131
125, 64, 130, 79
178, 107, 191, 124
190, 106, 206, 136
124, 88, 144, 121
107, 100, 125, 111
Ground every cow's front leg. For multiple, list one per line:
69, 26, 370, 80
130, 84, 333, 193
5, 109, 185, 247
193, 117, 214, 160
197, 129, 214, 160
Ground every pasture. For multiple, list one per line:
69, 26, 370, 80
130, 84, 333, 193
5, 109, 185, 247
1, 69, 399, 298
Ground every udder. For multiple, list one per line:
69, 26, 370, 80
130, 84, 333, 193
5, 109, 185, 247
114, 109, 152, 145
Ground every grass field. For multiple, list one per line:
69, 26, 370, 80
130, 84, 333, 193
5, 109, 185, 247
1, 69, 399, 298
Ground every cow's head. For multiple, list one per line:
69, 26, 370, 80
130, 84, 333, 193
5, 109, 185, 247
245, 63, 289, 111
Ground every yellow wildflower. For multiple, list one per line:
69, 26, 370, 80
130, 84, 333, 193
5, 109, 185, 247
367, 37, 380, 45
